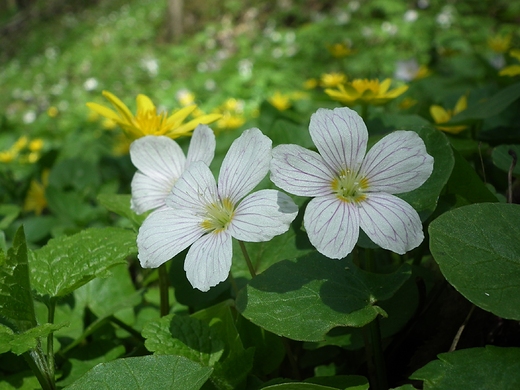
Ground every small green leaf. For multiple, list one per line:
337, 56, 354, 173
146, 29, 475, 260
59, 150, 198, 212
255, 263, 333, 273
64, 355, 213, 390
142, 314, 224, 366
236, 253, 411, 341
450, 82, 520, 122
97, 193, 146, 228
0, 227, 37, 333
429, 203, 520, 320
410, 346, 520, 389
492, 144, 520, 176
29, 227, 137, 300
0, 322, 67, 355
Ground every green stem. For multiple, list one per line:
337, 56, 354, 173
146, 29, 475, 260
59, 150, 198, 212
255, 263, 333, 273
46, 298, 57, 387
24, 343, 55, 390
158, 263, 170, 316
368, 317, 388, 390
109, 316, 145, 342
360, 103, 369, 122
238, 240, 256, 278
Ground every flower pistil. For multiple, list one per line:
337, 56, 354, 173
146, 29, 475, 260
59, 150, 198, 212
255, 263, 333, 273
331, 168, 368, 203
201, 198, 235, 233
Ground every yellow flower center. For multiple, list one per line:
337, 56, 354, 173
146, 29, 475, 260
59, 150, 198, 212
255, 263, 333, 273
134, 108, 169, 136
352, 79, 380, 94
200, 198, 235, 233
331, 168, 369, 203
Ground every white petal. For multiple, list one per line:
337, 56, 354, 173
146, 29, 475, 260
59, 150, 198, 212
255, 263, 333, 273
131, 172, 171, 214
304, 194, 360, 259
137, 208, 205, 268
166, 161, 218, 213
359, 193, 424, 254
228, 189, 298, 242
218, 128, 271, 203
309, 107, 368, 173
360, 131, 434, 194
184, 232, 232, 292
186, 124, 216, 168
270, 144, 335, 197
130, 135, 185, 182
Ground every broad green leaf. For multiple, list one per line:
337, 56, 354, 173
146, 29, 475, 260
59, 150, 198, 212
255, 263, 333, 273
29, 227, 137, 300
444, 149, 497, 204
0, 322, 67, 355
261, 375, 369, 390
0, 371, 41, 390
210, 347, 255, 390
0, 227, 37, 333
142, 314, 225, 366
429, 203, 520, 319
64, 355, 213, 390
0, 204, 20, 231
450, 82, 520, 122
492, 144, 520, 176
410, 346, 520, 389
97, 193, 146, 228
398, 127, 454, 219
236, 253, 411, 341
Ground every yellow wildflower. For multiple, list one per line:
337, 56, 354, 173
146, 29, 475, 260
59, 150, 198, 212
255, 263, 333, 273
303, 78, 318, 90
29, 139, 44, 152
177, 90, 196, 107
414, 65, 431, 80
86, 91, 221, 140
487, 33, 512, 54
429, 95, 468, 134
217, 113, 246, 130
325, 78, 408, 105
320, 72, 347, 88
24, 170, 49, 215
268, 92, 291, 111
102, 118, 118, 130
13, 136, 28, 152
499, 49, 520, 77
399, 97, 418, 110
47, 106, 59, 117
327, 43, 354, 58
0, 150, 16, 163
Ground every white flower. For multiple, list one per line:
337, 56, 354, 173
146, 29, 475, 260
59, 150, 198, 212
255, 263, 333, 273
130, 124, 215, 214
137, 128, 298, 291
270, 107, 433, 259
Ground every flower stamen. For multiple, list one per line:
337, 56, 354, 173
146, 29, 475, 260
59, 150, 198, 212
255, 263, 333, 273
331, 168, 368, 203
201, 197, 235, 232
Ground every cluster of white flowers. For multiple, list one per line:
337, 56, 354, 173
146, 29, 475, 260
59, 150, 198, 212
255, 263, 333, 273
132, 107, 433, 291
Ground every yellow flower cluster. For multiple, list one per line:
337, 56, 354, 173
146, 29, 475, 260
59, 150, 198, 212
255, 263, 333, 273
214, 98, 246, 131
325, 78, 408, 105
24, 170, 50, 216
87, 91, 221, 140
0, 136, 44, 164
327, 43, 355, 58
487, 33, 512, 54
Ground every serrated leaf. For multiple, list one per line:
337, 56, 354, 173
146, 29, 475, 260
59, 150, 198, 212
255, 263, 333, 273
143, 314, 224, 366
429, 203, 520, 320
29, 227, 137, 300
410, 346, 520, 389
236, 253, 411, 341
0, 227, 37, 332
64, 355, 213, 390
0, 322, 67, 355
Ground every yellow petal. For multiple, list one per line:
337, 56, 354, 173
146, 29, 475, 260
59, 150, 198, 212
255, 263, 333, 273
510, 49, 520, 61
101, 91, 134, 124
430, 105, 451, 124
165, 105, 197, 128
454, 95, 467, 115
379, 79, 392, 95
499, 65, 520, 77
136, 94, 156, 112
437, 125, 468, 134
86, 102, 121, 122
386, 85, 409, 98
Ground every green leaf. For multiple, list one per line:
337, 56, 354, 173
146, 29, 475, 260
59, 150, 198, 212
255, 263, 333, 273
398, 127, 454, 219
236, 253, 411, 341
410, 346, 520, 389
429, 203, 520, 320
0, 204, 20, 231
64, 355, 213, 390
492, 144, 520, 176
0, 227, 37, 332
450, 82, 520, 122
29, 227, 137, 300
142, 314, 225, 366
97, 193, 146, 228
444, 149, 497, 204
261, 375, 369, 390
0, 322, 67, 355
